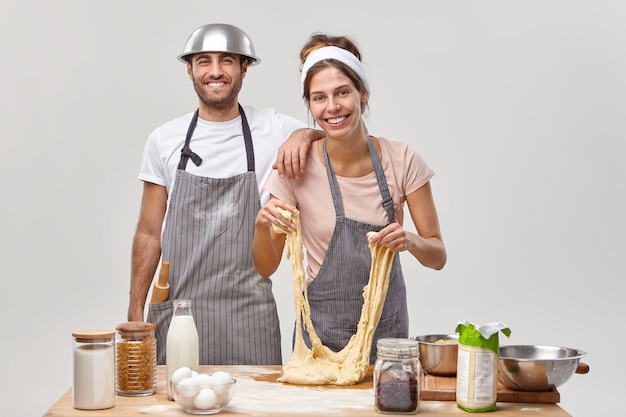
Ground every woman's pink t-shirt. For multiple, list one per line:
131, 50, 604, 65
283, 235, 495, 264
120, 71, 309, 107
265, 136, 434, 282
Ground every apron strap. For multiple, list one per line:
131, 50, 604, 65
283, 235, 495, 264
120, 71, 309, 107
239, 103, 255, 172
178, 109, 203, 169
323, 137, 395, 223
367, 138, 395, 223
322, 139, 345, 217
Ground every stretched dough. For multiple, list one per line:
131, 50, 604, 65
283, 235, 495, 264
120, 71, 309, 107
274, 208, 395, 385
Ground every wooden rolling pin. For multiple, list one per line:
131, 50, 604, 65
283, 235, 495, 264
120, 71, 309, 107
150, 261, 170, 303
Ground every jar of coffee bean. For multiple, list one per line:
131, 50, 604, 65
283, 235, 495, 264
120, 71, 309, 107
374, 338, 421, 414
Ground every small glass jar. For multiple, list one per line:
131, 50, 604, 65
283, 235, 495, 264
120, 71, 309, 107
374, 338, 421, 414
72, 329, 116, 410
115, 321, 157, 396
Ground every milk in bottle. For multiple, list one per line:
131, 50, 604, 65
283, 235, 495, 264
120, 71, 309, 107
165, 299, 199, 399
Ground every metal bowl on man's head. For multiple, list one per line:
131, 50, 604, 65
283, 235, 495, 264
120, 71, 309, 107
178, 23, 261, 65
498, 345, 589, 392
412, 334, 459, 376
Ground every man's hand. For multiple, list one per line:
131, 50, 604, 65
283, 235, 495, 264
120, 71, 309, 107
273, 128, 323, 180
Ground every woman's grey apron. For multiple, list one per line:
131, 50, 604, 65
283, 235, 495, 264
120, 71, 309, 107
148, 105, 282, 365
301, 138, 409, 365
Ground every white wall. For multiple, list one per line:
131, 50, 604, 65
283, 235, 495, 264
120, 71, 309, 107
1, 1, 623, 416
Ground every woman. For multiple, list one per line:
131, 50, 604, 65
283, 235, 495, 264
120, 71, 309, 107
252, 34, 447, 363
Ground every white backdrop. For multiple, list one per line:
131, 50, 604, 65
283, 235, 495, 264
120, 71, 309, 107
1, 1, 624, 416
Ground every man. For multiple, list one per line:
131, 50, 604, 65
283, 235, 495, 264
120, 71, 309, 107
127, 23, 321, 365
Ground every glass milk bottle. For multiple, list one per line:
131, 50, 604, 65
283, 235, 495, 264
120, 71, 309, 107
166, 298, 199, 400
72, 330, 116, 410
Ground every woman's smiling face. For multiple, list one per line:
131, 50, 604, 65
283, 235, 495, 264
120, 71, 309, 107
308, 66, 366, 138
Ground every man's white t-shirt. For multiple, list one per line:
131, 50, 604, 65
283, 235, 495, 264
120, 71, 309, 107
138, 105, 307, 205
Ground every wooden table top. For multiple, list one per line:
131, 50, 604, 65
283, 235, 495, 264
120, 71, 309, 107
43, 365, 572, 417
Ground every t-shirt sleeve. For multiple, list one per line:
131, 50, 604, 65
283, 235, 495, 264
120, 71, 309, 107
384, 139, 434, 197
264, 169, 297, 205
405, 148, 434, 195
137, 129, 167, 187
275, 112, 309, 138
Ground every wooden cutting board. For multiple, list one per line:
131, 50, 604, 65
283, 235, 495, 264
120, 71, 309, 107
245, 365, 560, 403
421, 373, 560, 403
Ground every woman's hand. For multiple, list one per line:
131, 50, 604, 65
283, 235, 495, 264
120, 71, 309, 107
253, 197, 297, 277
367, 222, 413, 253
368, 183, 446, 270
255, 198, 299, 235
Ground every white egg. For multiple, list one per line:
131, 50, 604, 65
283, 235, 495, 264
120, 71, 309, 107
195, 373, 213, 387
175, 393, 195, 409
191, 370, 199, 378
211, 371, 231, 385
193, 388, 218, 410
211, 371, 232, 395
176, 377, 200, 397
171, 366, 193, 385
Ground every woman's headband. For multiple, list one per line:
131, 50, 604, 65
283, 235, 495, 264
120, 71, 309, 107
300, 46, 369, 98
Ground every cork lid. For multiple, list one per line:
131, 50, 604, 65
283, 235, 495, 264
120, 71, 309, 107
72, 329, 115, 343
116, 321, 156, 337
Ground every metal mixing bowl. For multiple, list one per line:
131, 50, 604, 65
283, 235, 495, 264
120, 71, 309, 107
498, 345, 589, 391
177, 23, 260, 65
412, 334, 459, 376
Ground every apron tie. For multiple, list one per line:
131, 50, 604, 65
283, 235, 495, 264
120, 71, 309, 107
178, 109, 203, 169
180, 146, 203, 167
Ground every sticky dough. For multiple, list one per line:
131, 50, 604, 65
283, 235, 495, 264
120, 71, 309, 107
274, 208, 395, 385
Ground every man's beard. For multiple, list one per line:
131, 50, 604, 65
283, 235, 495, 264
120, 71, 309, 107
193, 75, 243, 112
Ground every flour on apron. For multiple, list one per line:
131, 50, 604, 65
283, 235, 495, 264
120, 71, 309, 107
148, 106, 282, 365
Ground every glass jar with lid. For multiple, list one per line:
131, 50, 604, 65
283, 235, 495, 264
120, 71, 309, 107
115, 321, 157, 396
72, 329, 116, 410
373, 337, 421, 414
